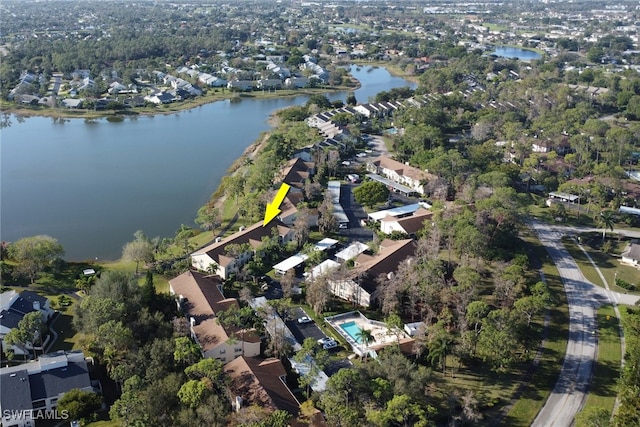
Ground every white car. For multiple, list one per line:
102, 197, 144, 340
297, 316, 312, 324
318, 337, 337, 349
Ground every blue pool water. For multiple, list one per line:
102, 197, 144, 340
340, 321, 363, 343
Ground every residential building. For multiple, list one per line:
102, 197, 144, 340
257, 79, 282, 90
328, 239, 416, 307
335, 242, 370, 262
366, 156, 434, 195
379, 207, 433, 235
224, 356, 300, 417
0, 350, 96, 427
278, 157, 315, 193
227, 80, 255, 91
191, 220, 293, 280
144, 92, 174, 104
169, 271, 260, 362
621, 243, 640, 266
1, 291, 55, 356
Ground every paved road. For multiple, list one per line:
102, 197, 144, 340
530, 222, 640, 427
338, 183, 374, 242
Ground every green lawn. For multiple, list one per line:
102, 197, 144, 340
562, 237, 640, 295
581, 305, 621, 414
49, 303, 83, 352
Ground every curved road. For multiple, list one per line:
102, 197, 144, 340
530, 222, 640, 427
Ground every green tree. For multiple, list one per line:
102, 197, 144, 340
353, 181, 390, 209
57, 389, 102, 421
216, 305, 260, 356
4, 311, 45, 359
598, 210, 615, 241
427, 321, 452, 374
174, 336, 202, 366
366, 394, 431, 427
8, 235, 64, 283
293, 338, 326, 398
476, 309, 517, 372
178, 379, 210, 409
195, 204, 222, 236
184, 358, 226, 386
356, 328, 375, 360
122, 232, 154, 275
175, 224, 196, 256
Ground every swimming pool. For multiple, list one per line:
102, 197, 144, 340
340, 321, 363, 343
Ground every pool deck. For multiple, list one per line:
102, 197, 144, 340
325, 311, 409, 357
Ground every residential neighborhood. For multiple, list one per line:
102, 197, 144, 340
3, 0, 640, 426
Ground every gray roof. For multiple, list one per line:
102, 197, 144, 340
624, 243, 640, 261
29, 360, 91, 401
10, 290, 47, 315
0, 309, 23, 330
0, 369, 32, 411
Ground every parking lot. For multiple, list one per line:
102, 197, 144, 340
286, 307, 327, 345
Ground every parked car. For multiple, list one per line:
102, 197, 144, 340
318, 337, 338, 349
297, 316, 312, 324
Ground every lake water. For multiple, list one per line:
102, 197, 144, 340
491, 46, 542, 61
1, 66, 415, 260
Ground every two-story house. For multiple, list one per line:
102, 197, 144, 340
328, 239, 417, 307
169, 271, 261, 362
366, 156, 435, 195
0, 350, 96, 427
1, 291, 55, 356
191, 220, 293, 280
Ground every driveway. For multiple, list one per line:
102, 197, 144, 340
286, 307, 325, 344
338, 183, 374, 242
529, 222, 640, 427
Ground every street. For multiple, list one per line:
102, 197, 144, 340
530, 222, 640, 427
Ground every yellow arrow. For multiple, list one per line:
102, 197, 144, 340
263, 183, 291, 227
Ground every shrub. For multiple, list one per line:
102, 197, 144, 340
615, 278, 637, 291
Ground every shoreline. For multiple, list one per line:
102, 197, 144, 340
0, 85, 358, 121
0, 61, 424, 121
5, 64, 416, 262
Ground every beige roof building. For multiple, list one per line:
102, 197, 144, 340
366, 156, 436, 195
380, 207, 433, 235
225, 356, 300, 417
191, 220, 293, 280
278, 157, 315, 192
169, 271, 260, 362
329, 239, 417, 307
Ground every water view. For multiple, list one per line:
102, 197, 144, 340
1, 66, 415, 260
491, 46, 542, 61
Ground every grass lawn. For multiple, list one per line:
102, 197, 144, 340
562, 237, 640, 295
581, 305, 621, 414
503, 232, 570, 426
87, 420, 120, 427
49, 310, 82, 352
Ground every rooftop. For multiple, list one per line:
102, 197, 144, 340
225, 356, 300, 417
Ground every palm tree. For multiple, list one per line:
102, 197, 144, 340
355, 327, 374, 361
598, 210, 615, 241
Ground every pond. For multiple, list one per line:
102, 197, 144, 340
490, 46, 542, 61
